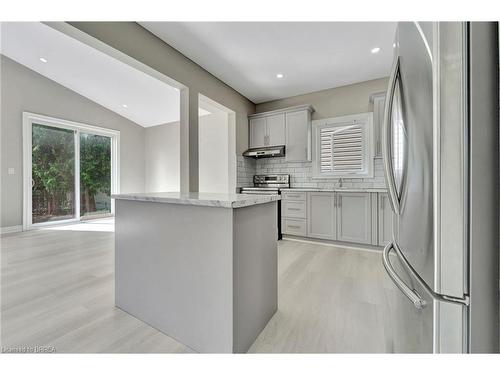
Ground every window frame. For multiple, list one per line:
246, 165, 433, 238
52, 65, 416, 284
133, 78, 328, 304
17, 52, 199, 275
22, 112, 120, 231
312, 112, 374, 179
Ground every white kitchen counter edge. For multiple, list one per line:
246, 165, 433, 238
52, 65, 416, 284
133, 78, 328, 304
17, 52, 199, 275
112, 192, 281, 208
279, 188, 388, 193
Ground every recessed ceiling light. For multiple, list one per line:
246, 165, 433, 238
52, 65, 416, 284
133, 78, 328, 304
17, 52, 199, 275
393, 43, 396, 48
122, 104, 128, 108
371, 47, 381, 54
39, 57, 48, 63
276, 73, 284, 79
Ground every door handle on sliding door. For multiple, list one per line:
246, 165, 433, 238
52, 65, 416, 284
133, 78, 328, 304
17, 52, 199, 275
382, 56, 401, 215
382, 242, 427, 310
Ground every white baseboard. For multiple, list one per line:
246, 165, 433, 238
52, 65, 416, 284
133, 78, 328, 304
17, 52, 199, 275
1, 225, 23, 235
281, 235, 383, 254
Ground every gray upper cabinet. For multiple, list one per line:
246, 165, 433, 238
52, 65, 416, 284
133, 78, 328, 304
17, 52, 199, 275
248, 113, 285, 148
285, 109, 311, 162
307, 192, 336, 240
266, 113, 286, 146
377, 192, 394, 246
371, 92, 386, 157
336, 192, 372, 244
248, 105, 313, 161
249, 117, 267, 148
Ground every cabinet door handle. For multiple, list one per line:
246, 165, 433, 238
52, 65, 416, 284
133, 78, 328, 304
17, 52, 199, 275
288, 225, 301, 229
288, 207, 301, 211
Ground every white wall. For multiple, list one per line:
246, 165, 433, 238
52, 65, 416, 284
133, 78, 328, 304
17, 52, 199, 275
144, 121, 180, 192
256, 77, 388, 120
198, 110, 230, 193
0, 55, 146, 228
236, 77, 390, 189
70, 22, 256, 155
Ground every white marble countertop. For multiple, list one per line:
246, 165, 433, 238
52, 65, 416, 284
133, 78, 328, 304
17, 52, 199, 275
280, 187, 388, 193
112, 192, 281, 208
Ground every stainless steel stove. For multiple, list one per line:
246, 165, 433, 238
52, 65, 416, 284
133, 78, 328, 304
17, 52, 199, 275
240, 174, 290, 239
240, 174, 290, 194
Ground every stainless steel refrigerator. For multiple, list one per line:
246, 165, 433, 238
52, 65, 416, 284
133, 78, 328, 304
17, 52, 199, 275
381, 22, 499, 353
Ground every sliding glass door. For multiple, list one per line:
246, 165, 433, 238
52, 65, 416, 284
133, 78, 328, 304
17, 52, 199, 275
32, 124, 76, 224
79, 133, 112, 219
23, 113, 119, 230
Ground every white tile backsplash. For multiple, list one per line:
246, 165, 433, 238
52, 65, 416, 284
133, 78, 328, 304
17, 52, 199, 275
236, 155, 256, 187
236, 155, 387, 189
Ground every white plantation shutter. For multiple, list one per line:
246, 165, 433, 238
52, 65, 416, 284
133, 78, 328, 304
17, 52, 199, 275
314, 114, 373, 177
319, 127, 333, 173
333, 125, 364, 173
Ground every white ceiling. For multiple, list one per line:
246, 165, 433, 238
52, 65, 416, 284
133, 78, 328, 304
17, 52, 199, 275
1, 22, 180, 127
139, 22, 397, 103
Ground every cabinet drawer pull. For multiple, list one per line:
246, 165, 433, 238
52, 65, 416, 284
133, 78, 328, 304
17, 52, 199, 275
287, 225, 301, 229
283, 192, 306, 201
287, 207, 301, 211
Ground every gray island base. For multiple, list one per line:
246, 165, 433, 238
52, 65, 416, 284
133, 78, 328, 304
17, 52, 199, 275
112, 192, 279, 353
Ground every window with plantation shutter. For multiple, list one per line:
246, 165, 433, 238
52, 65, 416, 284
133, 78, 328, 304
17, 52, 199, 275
313, 113, 374, 178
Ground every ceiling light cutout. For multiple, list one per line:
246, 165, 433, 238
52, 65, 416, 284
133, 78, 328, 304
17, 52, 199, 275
371, 47, 381, 54
276, 73, 284, 79
39, 57, 48, 63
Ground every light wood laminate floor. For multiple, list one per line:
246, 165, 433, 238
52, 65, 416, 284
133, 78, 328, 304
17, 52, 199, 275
1, 220, 396, 353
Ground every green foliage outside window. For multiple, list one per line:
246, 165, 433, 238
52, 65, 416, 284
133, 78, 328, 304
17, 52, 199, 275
32, 123, 111, 222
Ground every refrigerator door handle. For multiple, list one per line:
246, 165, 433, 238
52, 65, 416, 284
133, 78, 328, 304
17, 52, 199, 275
382, 56, 401, 215
383, 242, 427, 309
385, 241, 470, 307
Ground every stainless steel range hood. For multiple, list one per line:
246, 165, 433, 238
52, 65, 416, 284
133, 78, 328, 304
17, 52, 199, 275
242, 145, 285, 159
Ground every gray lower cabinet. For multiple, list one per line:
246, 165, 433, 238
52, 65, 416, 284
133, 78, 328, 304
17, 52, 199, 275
336, 192, 373, 244
282, 218, 307, 236
307, 192, 336, 240
281, 192, 307, 236
282, 200, 306, 219
377, 193, 394, 246
282, 191, 385, 247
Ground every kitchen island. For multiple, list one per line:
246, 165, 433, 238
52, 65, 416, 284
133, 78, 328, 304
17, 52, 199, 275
112, 192, 279, 353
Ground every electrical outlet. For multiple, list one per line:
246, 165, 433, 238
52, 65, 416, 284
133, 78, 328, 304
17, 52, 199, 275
8, 168, 15, 175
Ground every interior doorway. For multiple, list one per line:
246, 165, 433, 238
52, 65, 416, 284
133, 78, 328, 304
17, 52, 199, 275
198, 94, 236, 193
